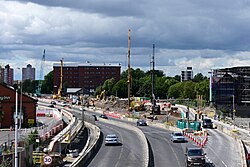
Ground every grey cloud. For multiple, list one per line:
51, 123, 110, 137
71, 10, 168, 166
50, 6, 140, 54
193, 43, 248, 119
3, 0, 250, 79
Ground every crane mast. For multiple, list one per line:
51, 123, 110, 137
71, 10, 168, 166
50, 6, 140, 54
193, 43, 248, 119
152, 44, 156, 114
35, 49, 45, 97
58, 58, 63, 97
127, 29, 132, 110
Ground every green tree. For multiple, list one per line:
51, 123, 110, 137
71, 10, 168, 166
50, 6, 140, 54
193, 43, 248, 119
121, 68, 145, 79
168, 82, 183, 99
136, 76, 152, 97
155, 77, 168, 99
164, 78, 179, 98
193, 73, 205, 82
195, 79, 209, 100
182, 81, 196, 99
112, 78, 128, 98
94, 85, 102, 96
145, 70, 165, 77
173, 75, 181, 82
22, 79, 36, 93
102, 78, 116, 96
42, 71, 54, 94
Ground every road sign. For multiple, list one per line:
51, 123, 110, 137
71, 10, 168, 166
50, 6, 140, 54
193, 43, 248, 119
44, 155, 52, 165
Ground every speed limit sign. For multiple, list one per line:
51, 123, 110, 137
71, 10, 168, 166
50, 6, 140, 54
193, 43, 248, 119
44, 155, 52, 165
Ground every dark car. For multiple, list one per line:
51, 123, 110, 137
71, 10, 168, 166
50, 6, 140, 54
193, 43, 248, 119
48, 104, 54, 108
100, 114, 108, 119
202, 118, 213, 128
51, 101, 56, 105
185, 147, 206, 167
92, 115, 98, 121
137, 119, 147, 126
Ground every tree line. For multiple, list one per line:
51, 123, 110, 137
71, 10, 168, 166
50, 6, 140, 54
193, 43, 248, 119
94, 68, 209, 101
15, 68, 209, 102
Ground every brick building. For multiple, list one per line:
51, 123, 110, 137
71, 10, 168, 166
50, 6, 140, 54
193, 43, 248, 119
22, 64, 35, 81
53, 62, 121, 94
0, 83, 37, 128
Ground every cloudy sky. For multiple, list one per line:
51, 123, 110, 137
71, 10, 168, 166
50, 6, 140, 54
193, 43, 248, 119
1, 0, 250, 80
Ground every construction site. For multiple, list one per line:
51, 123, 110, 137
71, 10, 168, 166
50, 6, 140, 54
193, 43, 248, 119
212, 66, 250, 117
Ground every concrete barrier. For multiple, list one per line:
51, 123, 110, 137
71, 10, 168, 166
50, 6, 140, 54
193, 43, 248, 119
47, 109, 76, 152
70, 122, 101, 167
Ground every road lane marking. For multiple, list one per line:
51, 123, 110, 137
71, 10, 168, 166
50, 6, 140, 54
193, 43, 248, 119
143, 131, 169, 134
206, 145, 228, 167
162, 137, 182, 167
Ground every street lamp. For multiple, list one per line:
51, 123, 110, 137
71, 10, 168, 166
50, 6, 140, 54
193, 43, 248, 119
232, 95, 236, 129
208, 69, 213, 105
15, 89, 18, 167
17, 68, 23, 138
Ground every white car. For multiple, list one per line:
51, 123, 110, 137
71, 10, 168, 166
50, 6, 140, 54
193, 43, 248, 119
170, 132, 186, 142
105, 134, 119, 145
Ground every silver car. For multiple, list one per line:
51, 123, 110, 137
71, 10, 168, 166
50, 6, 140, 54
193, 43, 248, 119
105, 134, 119, 145
170, 131, 186, 142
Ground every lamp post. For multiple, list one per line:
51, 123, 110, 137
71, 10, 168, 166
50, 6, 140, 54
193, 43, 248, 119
151, 44, 156, 115
15, 89, 18, 167
208, 69, 213, 105
19, 80, 22, 132
232, 95, 236, 129
17, 68, 22, 141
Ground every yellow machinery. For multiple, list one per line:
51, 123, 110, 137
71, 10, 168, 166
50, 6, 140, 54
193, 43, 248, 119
97, 90, 106, 100
53, 59, 63, 99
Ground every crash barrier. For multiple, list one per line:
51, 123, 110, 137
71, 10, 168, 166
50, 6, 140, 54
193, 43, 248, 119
61, 120, 83, 144
47, 109, 76, 152
103, 111, 121, 119
241, 141, 250, 167
184, 131, 208, 148
70, 122, 101, 167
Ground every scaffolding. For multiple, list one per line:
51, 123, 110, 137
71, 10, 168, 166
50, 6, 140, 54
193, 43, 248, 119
212, 66, 250, 117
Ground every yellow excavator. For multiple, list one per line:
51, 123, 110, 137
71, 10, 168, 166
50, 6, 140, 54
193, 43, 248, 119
97, 90, 106, 100
53, 59, 63, 99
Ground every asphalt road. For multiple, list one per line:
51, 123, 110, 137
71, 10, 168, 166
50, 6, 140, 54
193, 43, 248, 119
60, 105, 244, 167
88, 119, 147, 167
113, 118, 204, 167
204, 128, 242, 167
83, 110, 203, 167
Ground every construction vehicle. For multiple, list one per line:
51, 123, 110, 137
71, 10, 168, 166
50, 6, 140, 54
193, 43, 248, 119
97, 90, 106, 100
35, 50, 45, 97
53, 59, 63, 99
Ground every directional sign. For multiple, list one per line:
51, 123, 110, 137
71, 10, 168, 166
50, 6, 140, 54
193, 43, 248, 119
44, 155, 52, 165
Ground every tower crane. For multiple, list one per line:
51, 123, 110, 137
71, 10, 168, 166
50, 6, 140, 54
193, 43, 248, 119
57, 58, 63, 97
127, 29, 132, 110
53, 58, 63, 99
35, 49, 45, 97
